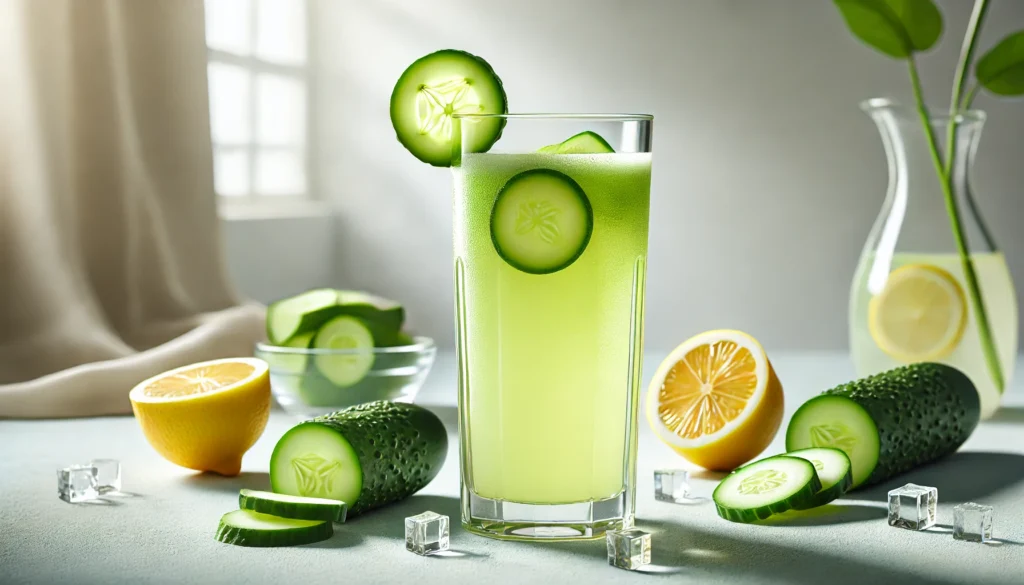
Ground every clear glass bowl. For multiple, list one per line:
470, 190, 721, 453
254, 337, 437, 418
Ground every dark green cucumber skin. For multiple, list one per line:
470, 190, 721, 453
214, 518, 333, 548
390, 49, 508, 167
268, 290, 404, 345
238, 491, 347, 523
797, 362, 979, 489
308, 401, 448, 515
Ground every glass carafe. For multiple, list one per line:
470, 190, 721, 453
849, 98, 1017, 419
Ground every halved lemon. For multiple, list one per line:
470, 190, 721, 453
645, 330, 784, 471
130, 357, 271, 476
869, 264, 966, 362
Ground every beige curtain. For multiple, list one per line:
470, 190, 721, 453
0, 0, 264, 418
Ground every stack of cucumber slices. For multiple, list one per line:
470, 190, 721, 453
215, 401, 448, 547
713, 448, 853, 523
216, 490, 347, 547
714, 362, 982, 523
264, 289, 413, 400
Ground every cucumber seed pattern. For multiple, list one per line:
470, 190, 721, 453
516, 201, 560, 244
416, 78, 482, 141
809, 423, 858, 452
292, 454, 342, 498
737, 469, 788, 495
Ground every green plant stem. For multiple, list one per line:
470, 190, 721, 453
961, 84, 981, 110
949, 0, 990, 113
909, 57, 1005, 393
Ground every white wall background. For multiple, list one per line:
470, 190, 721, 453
229, 0, 1024, 351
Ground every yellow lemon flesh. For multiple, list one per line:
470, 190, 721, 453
130, 358, 271, 476
869, 264, 967, 363
646, 330, 784, 471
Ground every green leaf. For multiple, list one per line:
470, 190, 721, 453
834, 0, 943, 58
976, 30, 1024, 96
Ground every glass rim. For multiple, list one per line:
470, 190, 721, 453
860, 97, 985, 124
255, 336, 436, 355
452, 113, 653, 121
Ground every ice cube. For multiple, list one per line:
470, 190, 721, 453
606, 528, 651, 570
58, 465, 98, 503
89, 459, 121, 494
654, 469, 690, 503
405, 511, 449, 556
887, 483, 937, 530
953, 502, 993, 543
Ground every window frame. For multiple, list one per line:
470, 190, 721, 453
205, 0, 316, 208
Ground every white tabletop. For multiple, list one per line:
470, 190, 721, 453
2, 351, 1023, 585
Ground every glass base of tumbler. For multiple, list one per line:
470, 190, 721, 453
461, 488, 631, 541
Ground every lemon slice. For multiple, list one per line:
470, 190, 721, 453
130, 358, 271, 476
646, 330, 784, 471
868, 264, 966, 362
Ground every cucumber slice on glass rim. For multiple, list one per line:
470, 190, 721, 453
390, 49, 508, 167
490, 169, 593, 274
712, 455, 822, 523
784, 448, 853, 509
538, 130, 615, 154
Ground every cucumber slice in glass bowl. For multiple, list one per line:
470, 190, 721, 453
490, 169, 594, 274
784, 447, 853, 509
390, 49, 508, 167
713, 455, 822, 523
312, 316, 375, 387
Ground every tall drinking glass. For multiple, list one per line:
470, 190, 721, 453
451, 114, 653, 540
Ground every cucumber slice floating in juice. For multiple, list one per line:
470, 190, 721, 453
390, 49, 508, 167
784, 448, 853, 509
538, 131, 615, 154
490, 169, 593, 274
313, 316, 375, 387
712, 455, 822, 523
214, 509, 332, 547
238, 489, 347, 523
266, 289, 341, 344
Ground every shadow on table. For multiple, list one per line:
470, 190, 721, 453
180, 471, 271, 493
851, 452, 1024, 503
345, 494, 486, 558
923, 524, 1024, 547
987, 405, 1024, 425
515, 517, 962, 584
757, 502, 887, 526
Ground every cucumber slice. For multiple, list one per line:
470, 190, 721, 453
334, 290, 405, 336
264, 331, 315, 375
784, 448, 853, 509
538, 131, 615, 154
239, 489, 347, 522
785, 362, 979, 489
390, 49, 507, 167
266, 289, 340, 344
713, 455, 822, 523
214, 509, 332, 547
490, 169, 594, 274
270, 401, 448, 516
313, 316, 375, 387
